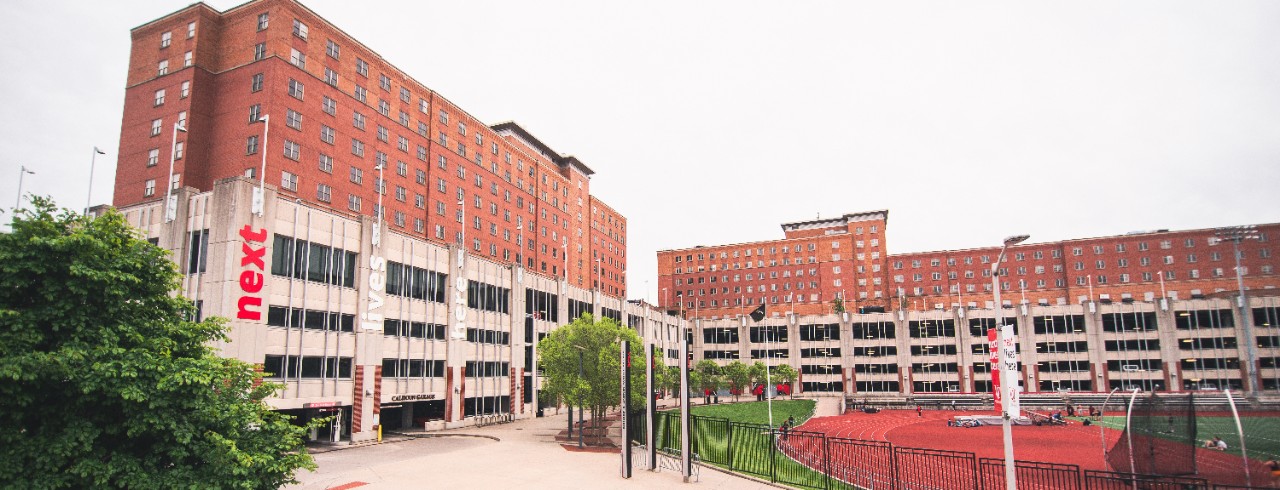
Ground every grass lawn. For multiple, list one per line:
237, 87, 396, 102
1088, 415, 1280, 459
690, 399, 816, 427
676, 399, 831, 489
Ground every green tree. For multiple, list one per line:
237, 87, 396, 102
665, 364, 683, 398
723, 360, 751, 401
537, 314, 645, 421
771, 364, 799, 399
748, 361, 767, 400
0, 199, 318, 489
694, 359, 722, 401
832, 296, 846, 314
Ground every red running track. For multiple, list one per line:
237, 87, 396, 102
778, 409, 1271, 488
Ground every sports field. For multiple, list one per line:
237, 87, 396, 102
677, 402, 1280, 489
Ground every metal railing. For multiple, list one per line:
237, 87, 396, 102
632, 410, 1266, 490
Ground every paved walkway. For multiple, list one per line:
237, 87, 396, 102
289, 407, 780, 490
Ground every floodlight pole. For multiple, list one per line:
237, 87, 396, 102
1216, 227, 1260, 397
993, 234, 1028, 490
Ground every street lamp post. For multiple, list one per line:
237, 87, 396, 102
15, 166, 35, 211
1216, 226, 1261, 397
252, 115, 269, 216
373, 162, 384, 246
164, 121, 188, 222
85, 147, 106, 215
574, 344, 585, 448
992, 234, 1029, 490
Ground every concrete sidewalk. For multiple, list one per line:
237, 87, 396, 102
289, 409, 781, 489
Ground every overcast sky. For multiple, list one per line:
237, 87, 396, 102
2, 1, 1277, 303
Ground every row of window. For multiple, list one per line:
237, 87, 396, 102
263, 355, 353, 379
266, 306, 356, 332
270, 235, 358, 288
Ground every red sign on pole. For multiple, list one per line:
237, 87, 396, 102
988, 328, 1002, 413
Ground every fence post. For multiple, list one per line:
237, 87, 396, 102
727, 420, 735, 470
770, 427, 778, 483
890, 443, 900, 490
822, 435, 831, 490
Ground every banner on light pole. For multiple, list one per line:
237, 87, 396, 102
1000, 325, 1020, 416
988, 328, 1002, 413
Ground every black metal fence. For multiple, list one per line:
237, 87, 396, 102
627, 410, 1269, 490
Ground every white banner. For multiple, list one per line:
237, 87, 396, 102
1000, 325, 1020, 416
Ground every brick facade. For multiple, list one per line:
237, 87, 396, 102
115, 0, 626, 299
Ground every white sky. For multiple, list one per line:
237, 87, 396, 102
1, 1, 1277, 303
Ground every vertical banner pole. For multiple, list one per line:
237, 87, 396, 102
647, 342, 656, 470
680, 327, 691, 482
1226, 390, 1250, 487
621, 340, 632, 478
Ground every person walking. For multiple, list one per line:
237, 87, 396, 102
1263, 458, 1280, 488
916, 405, 923, 417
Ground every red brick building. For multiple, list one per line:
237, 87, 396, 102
657, 211, 890, 319
658, 211, 1280, 319
115, 0, 625, 296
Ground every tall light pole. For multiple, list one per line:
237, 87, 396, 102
164, 121, 187, 222
15, 166, 35, 211
573, 344, 585, 448
562, 236, 568, 282
373, 162, 385, 247
252, 115, 269, 216
84, 147, 106, 215
459, 199, 466, 247
515, 224, 522, 267
1216, 226, 1261, 397
992, 233, 1029, 490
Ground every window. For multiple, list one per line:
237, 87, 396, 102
377, 99, 390, 116
376, 125, 388, 142
161, 31, 171, 48
319, 125, 334, 144
353, 85, 366, 103
323, 68, 338, 86
251, 73, 263, 92
351, 138, 364, 157
322, 96, 336, 115
150, 119, 162, 137
183, 51, 192, 67
248, 104, 263, 124
289, 48, 305, 68
253, 42, 265, 61
347, 194, 361, 212
419, 98, 429, 113
292, 19, 308, 40
317, 184, 332, 203
282, 140, 299, 160
318, 154, 333, 173
147, 148, 159, 167
257, 12, 269, 31
157, 60, 169, 76
245, 135, 259, 155
187, 22, 196, 38
174, 142, 184, 159
352, 111, 366, 130
180, 80, 190, 98
356, 58, 368, 77
326, 39, 340, 59
280, 171, 298, 191
288, 78, 304, 100
154, 89, 166, 106
286, 109, 302, 130
349, 166, 363, 184
379, 74, 391, 91
144, 179, 156, 197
